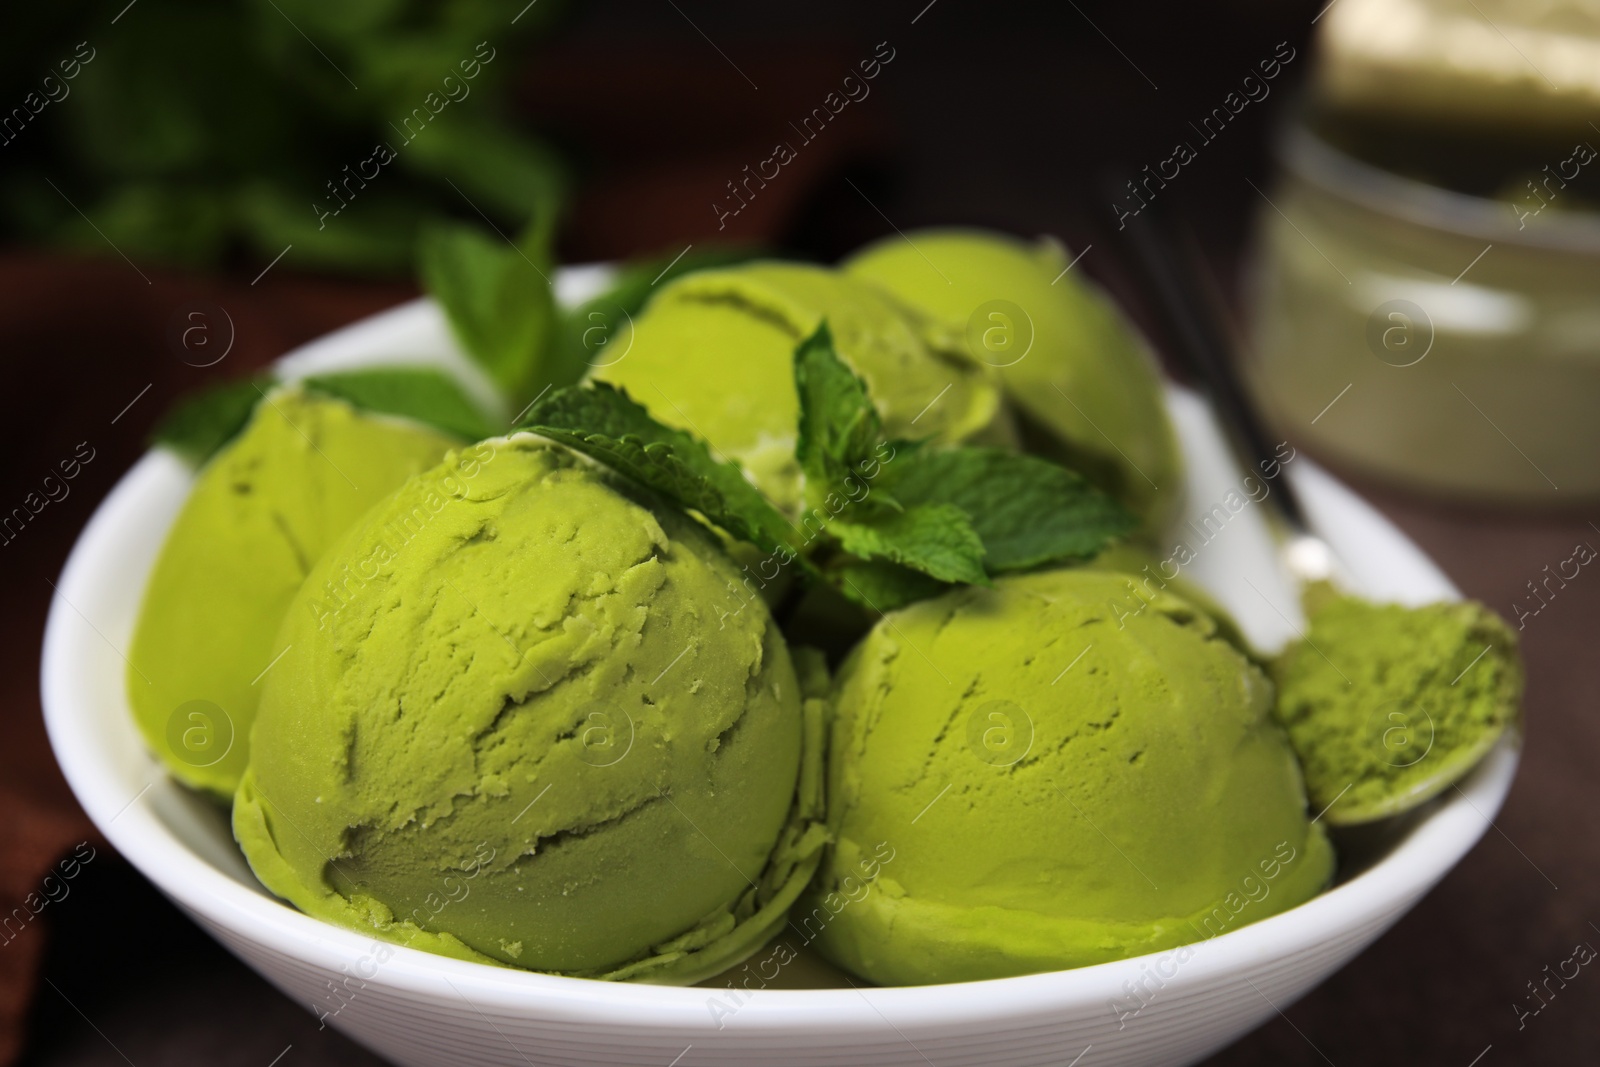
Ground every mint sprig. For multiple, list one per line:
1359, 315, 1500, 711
419, 212, 569, 407
794, 323, 886, 509
302, 368, 497, 443
150, 377, 272, 466
829, 559, 951, 614
517, 383, 806, 565
151, 366, 496, 467
880, 447, 1135, 571
832, 504, 988, 585
790, 323, 1133, 609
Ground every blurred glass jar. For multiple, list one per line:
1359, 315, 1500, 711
1247, 118, 1600, 504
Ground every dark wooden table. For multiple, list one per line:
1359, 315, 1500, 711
6, 2, 1596, 1064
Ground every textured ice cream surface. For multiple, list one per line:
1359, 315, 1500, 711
234, 436, 822, 981
1084, 543, 1257, 661
845, 228, 1182, 531
1271, 593, 1521, 825
127, 388, 459, 797
591, 261, 1009, 512
810, 568, 1333, 985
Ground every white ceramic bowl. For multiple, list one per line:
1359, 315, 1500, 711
43, 284, 1517, 1067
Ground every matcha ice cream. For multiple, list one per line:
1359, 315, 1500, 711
592, 261, 1009, 512
811, 568, 1333, 985
1271, 593, 1521, 825
234, 436, 824, 981
127, 388, 459, 797
846, 229, 1182, 529
1084, 543, 1255, 658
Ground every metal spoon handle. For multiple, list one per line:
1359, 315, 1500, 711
1111, 189, 1313, 537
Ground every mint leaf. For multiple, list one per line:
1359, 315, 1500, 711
519, 383, 803, 562
303, 367, 495, 441
150, 377, 270, 466
418, 218, 556, 404
794, 323, 884, 507
787, 321, 1129, 605
399, 119, 570, 232
831, 559, 951, 613
882, 447, 1135, 571
832, 503, 988, 585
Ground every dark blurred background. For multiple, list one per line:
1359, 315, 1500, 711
4, 1, 1595, 1064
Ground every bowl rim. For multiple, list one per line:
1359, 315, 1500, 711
41, 293, 1519, 1034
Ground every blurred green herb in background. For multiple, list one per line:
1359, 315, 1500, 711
0, 0, 569, 274
420, 227, 764, 412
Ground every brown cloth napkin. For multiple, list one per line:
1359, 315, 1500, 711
0, 41, 884, 1062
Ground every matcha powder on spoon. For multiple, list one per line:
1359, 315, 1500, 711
1269, 592, 1522, 826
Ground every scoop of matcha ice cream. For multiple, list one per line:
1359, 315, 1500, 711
810, 568, 1333, 985
845, 229, 1182, 530
1085, 543, 1257, 660
127, 388, 459, 797
592, 261, 1009, 512
233, 436, 824, 982
1271, 593, 1521, 825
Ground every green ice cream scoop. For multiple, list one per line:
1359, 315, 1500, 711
845, 228, 1182, 530
591, 261, 1009, 512
127, 388, 459, 797
810, 568, 1333, 985
1271, 593, 1522, 826
233, 436, 824, 981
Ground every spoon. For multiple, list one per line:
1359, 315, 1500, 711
1106, 186, 1520, 826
